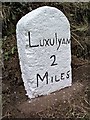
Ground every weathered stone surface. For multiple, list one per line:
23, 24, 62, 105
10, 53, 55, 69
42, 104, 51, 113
16, 6, 72, 99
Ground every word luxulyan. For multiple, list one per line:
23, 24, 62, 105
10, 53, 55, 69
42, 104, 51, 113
28, 32, 70, 50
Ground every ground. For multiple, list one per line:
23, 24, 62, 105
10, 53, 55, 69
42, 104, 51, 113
2, 34, 90, 119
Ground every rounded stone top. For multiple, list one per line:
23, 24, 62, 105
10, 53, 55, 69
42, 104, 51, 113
16, 6, 70, 31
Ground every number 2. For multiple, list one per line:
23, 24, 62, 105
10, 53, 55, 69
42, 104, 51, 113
50, 55, 57, 66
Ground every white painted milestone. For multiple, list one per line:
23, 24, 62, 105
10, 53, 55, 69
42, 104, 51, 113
16, 6, 72, 99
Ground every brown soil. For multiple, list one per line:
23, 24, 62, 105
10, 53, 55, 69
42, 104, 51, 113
2, 35, 90, 119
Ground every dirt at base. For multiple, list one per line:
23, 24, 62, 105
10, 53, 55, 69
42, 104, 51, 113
2, 35, 90, 119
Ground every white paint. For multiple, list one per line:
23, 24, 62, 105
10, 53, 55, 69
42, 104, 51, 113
16, 6, 72, 99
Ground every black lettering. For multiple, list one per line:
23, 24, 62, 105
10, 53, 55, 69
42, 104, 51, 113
37, 72, 48, 87
57, 38, 62, 50
55, 75, 60, 82
61, 73, 65, 80
66, 39, 70, 44
51, 76, 54, 83
55, 33, 58, 45
50, 55, 57, 66
66, 70, 70, 79
40, 39, 44, 46
44, 39, 49, 46
28, 31, 39, 48
62, 38, 66, 44
50, 39, 54, 46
